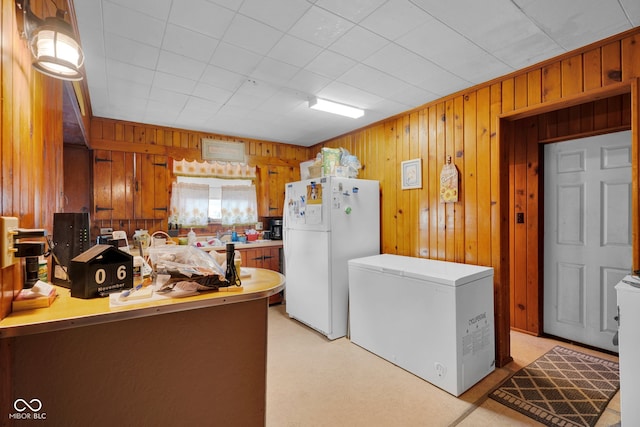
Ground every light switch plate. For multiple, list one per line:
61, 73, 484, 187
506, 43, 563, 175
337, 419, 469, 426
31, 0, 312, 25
1, 216, 19, 268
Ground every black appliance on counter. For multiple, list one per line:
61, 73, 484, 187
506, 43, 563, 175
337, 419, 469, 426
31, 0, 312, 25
52, 212, 90, 287
270, 218, 282, 240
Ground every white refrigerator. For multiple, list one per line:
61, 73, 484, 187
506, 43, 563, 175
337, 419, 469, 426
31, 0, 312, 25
283, 177, 380, 340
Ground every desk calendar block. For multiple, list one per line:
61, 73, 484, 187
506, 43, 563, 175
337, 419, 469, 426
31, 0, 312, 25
70, 244, 133, 298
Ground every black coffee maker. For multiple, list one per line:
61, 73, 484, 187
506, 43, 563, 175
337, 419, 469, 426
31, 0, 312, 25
270, 219, 283, 240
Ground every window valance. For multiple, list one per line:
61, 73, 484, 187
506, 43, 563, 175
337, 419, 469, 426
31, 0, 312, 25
173, 159, 256, 179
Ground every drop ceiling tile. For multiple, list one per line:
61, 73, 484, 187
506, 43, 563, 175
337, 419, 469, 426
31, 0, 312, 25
157, 50, 207, 81
74, 1, 105, 56
209, 0, 244, 11
396, 20, 511, 83
268, 35, 323, 67
107, 0, 172, 20
209, 42, 262, 75
388, 84, 439, 107
327, 25, 389, 62
152, 71, 197, 94
104, 33, 160, 69
223, 14, 284, 55
359, 0, 432, 40
148, 86, 190, 107
621, 0, 640, 25
304, 50, 356, 79
191, 82, 234, 104
313, 0, 387, 23
168, 0, 235, 39
239, 0, 312, 31
107, 77, 151, 100
515, 0, 631, 50
144, 102, 182, 124
250, 57, 300, 87
364, 43, 450, 86
287, 69, 331, 94
412, 0, 553, 62
103, 1, 165, 47
337, 63, 414, 100
317, 81, 383, 107
162, 24, 219, 62
257, 90, 305, 115
180, 97, 224, 120
289, 6, 355, 48
106, 59, 155, 85
199, 65, 246, 91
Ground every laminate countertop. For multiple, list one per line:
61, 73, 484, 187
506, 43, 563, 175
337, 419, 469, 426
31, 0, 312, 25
0, 267, 285, 338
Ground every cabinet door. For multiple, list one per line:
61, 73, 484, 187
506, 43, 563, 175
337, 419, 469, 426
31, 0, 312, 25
93, 150, 113, 220
258, 165, 297, 217
137, 154, 169, 219
242, 248, 264, 269
263, 247, 281, 272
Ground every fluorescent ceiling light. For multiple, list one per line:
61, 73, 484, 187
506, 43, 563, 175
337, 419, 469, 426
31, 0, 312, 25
309, 97, 364, 119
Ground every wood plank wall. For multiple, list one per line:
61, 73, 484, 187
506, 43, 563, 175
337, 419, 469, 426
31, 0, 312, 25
88, 117, 311, 236
89, 118, 310, 166
1, 0, 65, 318
312, 28, 640, 367
1, 0, 66, 415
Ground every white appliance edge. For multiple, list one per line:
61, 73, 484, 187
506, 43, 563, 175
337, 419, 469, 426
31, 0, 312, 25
283, 177, 380, 340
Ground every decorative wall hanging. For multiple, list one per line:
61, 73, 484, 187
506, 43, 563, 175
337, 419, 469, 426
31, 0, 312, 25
401, 159, 422, 190
440, 155, 459, 203
201, 138, 245, 162
172, 158, 256, 179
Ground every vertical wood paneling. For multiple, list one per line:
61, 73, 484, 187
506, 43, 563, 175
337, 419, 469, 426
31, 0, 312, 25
463, 92, 478, 264
602, 41, 622, 85
477, 86, 494, 268
562, 54, 584, 96
525, 120, 541, 333
453, 96, 465, 262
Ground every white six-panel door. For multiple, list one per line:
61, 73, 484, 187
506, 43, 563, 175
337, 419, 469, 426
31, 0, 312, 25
543, 131, 632, 352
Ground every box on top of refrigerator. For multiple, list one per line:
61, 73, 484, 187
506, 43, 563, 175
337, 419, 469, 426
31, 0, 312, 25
348, 254, 495, 396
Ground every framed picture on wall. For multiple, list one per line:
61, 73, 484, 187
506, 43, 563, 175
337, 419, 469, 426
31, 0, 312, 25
201, 138, 245, 162
401, 159, 422, 190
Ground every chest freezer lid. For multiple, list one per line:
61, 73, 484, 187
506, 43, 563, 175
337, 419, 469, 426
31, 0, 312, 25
348, 254, 493, 286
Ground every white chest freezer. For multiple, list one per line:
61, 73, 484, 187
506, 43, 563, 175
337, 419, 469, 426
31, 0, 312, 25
348, 254, 495, 396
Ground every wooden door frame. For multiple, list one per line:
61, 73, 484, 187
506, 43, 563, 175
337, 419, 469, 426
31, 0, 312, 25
495, 79, 639, 364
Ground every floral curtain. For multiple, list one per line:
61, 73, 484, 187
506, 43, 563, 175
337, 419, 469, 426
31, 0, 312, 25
173, 159, 256, 179
221, 185, 258, 226
169, 182, 209, 226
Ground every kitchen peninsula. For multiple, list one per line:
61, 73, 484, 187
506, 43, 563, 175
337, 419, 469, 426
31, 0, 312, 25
0, 269, 284, 426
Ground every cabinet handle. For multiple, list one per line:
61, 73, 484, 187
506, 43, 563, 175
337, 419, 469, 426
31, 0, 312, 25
269, 207, 278, 211
268, 170, 278, 175
95, 157, 112, 163
96, 206, 114, 212
263, 256, 273, 260
153, 162, 168, 167
153, 207, 168, 212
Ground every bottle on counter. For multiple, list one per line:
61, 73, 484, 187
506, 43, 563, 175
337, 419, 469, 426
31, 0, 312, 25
187, 228, 196, 246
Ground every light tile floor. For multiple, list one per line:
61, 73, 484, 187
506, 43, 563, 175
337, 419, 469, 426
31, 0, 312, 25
266, 304, 620, 427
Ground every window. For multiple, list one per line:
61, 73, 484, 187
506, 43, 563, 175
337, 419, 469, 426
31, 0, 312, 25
170, 176, 257, 226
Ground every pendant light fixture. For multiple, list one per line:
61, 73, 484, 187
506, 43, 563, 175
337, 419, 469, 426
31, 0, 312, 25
15, 0, 84, 81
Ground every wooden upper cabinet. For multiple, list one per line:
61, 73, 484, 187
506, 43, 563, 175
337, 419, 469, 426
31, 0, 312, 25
93, 150, 169, 220
258, 165, 297, 217
138, 154, 169, 219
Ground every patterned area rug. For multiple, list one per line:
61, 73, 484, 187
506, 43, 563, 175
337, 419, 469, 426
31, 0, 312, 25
489, 346, 619, 427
